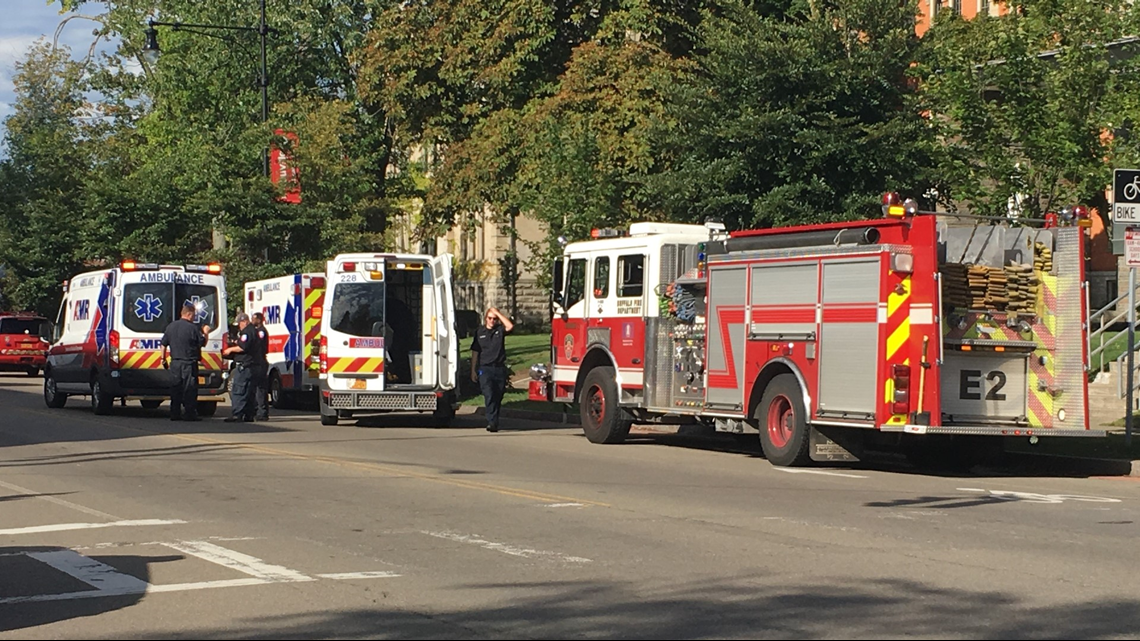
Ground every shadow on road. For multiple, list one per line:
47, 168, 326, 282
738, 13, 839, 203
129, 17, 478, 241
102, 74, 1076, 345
96, 575, 1140, 639
0, 547, 179, 633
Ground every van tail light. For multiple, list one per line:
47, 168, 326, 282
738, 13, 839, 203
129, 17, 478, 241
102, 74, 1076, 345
319, 336, 328, 375
109, 330, 120, 367
891, 363, 910, 415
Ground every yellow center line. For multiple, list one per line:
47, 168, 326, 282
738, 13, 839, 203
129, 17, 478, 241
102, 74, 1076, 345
12, 405, 609, 508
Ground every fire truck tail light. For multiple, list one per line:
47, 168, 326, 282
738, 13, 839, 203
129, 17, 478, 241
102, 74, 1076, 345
890, 253, 914, 274
891, 363, 910, 415
319, 336, 328, 374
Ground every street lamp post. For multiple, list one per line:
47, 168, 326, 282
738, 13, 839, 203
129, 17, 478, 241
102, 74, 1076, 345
143, 0, 273, 177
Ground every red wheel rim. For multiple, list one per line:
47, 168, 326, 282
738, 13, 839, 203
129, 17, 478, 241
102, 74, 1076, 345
587, 384, 605, 425
767, 394, 794, 448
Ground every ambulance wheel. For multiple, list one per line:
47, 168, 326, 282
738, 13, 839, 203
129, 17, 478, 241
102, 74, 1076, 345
757, 374, 811, 467
44, 371, 67, 408
196, 401, 218, 417
140, 400, 163, 410
90, 377, 114, 416
580, 367, 630, 444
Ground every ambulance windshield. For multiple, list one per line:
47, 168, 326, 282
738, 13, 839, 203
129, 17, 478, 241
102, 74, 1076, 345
123, 282, 219, 333
329, 282, 386, 338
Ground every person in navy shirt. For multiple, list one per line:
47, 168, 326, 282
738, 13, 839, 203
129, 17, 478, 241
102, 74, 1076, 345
470, 307, 514, 432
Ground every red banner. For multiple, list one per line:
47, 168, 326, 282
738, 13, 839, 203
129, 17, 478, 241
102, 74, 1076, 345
270, 129, 301, 204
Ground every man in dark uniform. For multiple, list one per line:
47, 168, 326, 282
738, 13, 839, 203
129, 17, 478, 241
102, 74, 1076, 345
251, 312, 271, 421
470, 307, 514, 432
223, 312, 262, 423
161, 303, 212, 422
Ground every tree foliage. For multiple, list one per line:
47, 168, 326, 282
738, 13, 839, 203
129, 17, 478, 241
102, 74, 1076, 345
917, 0, 1140, 218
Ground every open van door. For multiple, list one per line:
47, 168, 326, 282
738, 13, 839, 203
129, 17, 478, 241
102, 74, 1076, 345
432, 254, 458, 390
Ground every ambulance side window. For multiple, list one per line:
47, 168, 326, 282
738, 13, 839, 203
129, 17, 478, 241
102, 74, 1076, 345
564, 258, 587, 310
618, 254, 644, 297
593, 257, 610, 299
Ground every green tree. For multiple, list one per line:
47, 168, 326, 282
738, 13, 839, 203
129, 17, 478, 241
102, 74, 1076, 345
0, 42, 92, 314
916, 0, 1140, 218
645, 0, 934, 231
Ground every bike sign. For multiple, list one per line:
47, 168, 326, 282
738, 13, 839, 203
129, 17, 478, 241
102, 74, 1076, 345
1113, 168, 1140, 222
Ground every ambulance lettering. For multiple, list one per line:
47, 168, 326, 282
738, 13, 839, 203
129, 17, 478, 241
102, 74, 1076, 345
74, 300, 90, 321
129, 339, 163, 350
138, 272, 204, 284
263, 305, 282, 325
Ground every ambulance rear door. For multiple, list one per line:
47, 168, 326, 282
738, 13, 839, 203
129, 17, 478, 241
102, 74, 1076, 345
323, 257, 388, 392
431, 253, 458, 391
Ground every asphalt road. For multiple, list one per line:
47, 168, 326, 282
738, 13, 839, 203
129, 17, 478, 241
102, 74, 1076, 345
3, 373, 1140, 639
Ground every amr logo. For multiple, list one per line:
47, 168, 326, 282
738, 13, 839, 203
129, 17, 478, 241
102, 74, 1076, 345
73, 300, 90, 321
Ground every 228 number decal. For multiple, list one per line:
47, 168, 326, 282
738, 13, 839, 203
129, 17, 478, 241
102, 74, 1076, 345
959, 369, 1007, 401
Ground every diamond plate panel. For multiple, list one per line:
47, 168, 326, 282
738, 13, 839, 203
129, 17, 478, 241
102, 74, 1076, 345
1052, 227, 1087, 428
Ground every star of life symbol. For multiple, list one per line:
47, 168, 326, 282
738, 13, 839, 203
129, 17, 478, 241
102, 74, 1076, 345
134, 294, 163, 322
185, 296, 209, 323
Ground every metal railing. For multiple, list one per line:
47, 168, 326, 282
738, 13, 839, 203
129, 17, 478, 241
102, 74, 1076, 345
1089, 278, 1140, 374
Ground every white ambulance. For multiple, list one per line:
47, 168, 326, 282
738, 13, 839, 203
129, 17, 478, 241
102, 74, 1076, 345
318, 253, 459, 425
44, 261, 228, 415
243, 273, 326, 408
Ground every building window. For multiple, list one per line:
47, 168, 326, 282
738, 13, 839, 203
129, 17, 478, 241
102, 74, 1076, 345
980, 0, 990, 16
951, 0, 961, 15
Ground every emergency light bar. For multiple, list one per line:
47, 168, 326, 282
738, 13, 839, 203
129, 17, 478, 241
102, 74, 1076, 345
591, 228, 624, 238
120, 261, 160, 271
186, 263, 223, 274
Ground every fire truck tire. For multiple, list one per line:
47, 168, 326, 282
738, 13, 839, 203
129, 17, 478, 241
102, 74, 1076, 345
44, 370, 67, 408
580, 367, 630, 444
196, 401, 218, 417
90, 377, 114, 416
756, 374, 811, 467
140, 400, 163, 410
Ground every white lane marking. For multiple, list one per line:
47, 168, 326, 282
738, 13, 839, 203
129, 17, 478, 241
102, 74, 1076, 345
423, 531, 592, 563
0, 479, 119, 519
26, 549, 149, 593
957, 488, 1122, 505
776, 469, 869, 479
543, 503, 585, 508
317, 571, 402, 579
163, 540, 314, 582
0, 519, 188, 536
75, 536, 261, 551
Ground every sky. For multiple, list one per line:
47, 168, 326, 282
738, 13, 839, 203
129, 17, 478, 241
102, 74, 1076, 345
0, 0, 120, 138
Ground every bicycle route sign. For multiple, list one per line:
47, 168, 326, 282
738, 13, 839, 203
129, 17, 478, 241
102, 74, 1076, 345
1114, 168, 1140, 223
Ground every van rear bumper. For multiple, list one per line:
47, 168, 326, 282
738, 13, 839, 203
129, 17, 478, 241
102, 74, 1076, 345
324, 390, 440, 412
109, 368, 226, 397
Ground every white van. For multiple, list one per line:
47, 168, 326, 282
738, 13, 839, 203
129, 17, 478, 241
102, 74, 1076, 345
44, 261, 228, 415
243, 273, 326, 408
318, 253, 458, 425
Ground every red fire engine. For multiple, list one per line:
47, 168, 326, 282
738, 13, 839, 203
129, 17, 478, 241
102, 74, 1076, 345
529, 195, 1098, 467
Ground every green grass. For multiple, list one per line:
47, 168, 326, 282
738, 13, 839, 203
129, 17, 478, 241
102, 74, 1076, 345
461, 332, 578, 415
1090, 330, 1133, 371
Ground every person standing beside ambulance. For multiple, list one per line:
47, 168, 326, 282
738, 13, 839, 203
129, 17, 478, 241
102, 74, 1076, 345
161, 303, 212, 422
223, 312, 262, 423
470, 307, 514, 432
251, 311, 271, 421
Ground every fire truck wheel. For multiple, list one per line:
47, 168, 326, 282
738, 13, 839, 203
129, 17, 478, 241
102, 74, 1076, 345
580, 367, 630, 444
756, 374, 811, 467
90, 377, 114, 416
44, 370, 67, 409
196, 401, 218, 417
